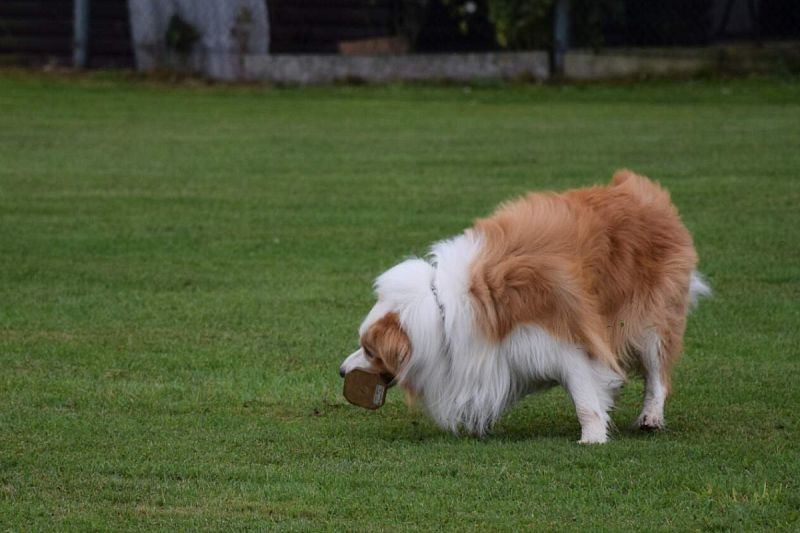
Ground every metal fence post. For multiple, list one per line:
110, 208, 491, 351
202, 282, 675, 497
73, 0, 90, 68
551, 0, 570, 77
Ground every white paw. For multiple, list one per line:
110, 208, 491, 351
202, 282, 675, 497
578, 428, 608, 444
637, 412, 665, 431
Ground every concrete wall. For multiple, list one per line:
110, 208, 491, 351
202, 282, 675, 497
241, 43, 799, 84
244, 52, 550, 84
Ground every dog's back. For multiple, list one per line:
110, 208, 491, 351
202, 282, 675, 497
470, 170, 699, 376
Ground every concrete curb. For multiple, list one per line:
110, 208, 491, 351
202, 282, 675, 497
240, 44, 799, 84
244, 52, 549, 84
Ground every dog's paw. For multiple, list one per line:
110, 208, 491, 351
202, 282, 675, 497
636, 412, 665, 432
578, 435, 608, 444
578, 428, 608, 444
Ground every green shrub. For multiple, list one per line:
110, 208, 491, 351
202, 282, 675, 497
485, 0, 624, 49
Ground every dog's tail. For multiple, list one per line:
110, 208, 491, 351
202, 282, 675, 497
689, 270, 712, 309
611, 168, 671, 206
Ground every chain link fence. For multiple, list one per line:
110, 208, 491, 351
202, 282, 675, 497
572, 0, 800, 48
0, 0, 797, 77
413, 0, 800, 51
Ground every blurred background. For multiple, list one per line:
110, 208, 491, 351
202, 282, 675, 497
1, 0, 799, 81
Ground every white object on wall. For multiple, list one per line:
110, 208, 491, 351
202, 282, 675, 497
128, 0, 269, 80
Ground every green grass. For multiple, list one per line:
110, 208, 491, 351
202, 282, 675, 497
1, 71, 799, 530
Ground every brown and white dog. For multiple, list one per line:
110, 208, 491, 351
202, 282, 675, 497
339, 170, 710, 443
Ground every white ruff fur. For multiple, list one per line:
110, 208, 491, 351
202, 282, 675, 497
343, 233, 625, 442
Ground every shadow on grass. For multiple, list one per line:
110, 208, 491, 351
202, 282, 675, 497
339, 405, 582, 444
335, 402, 687, 445
317, 382, 688, 444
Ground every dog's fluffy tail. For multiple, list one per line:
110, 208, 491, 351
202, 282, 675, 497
689, 270, 712, 309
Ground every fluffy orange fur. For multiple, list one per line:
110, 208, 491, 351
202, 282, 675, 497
469, 170, 698, 389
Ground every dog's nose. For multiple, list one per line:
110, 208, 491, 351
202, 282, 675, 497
339, 366, 346, 378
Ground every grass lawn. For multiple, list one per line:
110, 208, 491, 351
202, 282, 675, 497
1, 72, 799, 530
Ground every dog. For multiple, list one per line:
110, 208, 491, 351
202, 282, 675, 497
339, 170, 710, 443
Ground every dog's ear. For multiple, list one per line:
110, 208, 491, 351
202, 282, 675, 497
361, 312, 411, 376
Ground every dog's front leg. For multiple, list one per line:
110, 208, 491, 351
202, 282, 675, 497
561, 353, 615, 444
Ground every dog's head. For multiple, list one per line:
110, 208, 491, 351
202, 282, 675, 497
339, 309, 410, 384
339, 258, 443, 395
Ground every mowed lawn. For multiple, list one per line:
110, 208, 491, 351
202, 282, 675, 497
1, 72, 799, 530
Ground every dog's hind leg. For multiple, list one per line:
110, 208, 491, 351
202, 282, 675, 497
636, 329, 678, 431
636, 273, 703, 430
562, 350, 624, 444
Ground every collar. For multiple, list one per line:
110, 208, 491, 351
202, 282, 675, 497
430, 278, 446, 324
430, 268, 453, 366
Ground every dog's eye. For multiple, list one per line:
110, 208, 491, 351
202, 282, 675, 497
363, 347, 375, 360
